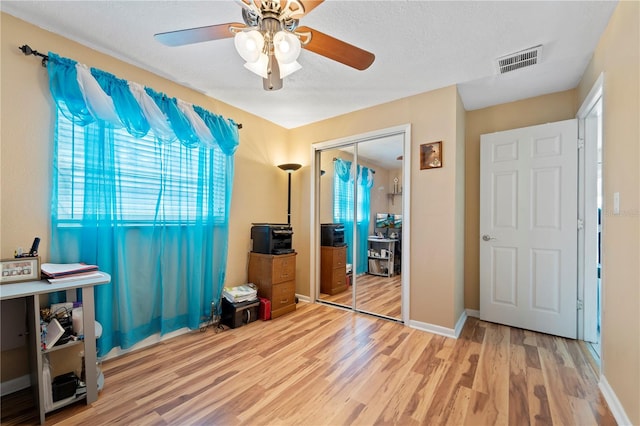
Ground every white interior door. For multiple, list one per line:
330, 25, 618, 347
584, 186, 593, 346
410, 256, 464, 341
480, 119, 578, 338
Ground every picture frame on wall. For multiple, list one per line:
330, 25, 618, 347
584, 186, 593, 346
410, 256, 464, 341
0, 257, 40, 284
420, 141, 443, 170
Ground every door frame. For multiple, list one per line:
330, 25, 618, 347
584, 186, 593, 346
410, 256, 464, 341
576, 73, 604, 363
309, 124, 411, 324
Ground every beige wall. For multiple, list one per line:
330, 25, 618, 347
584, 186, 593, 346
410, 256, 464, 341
0, 13, 293, 286
290, 85, 465, 329
3, 4, 637, 421
577, 1, 640, 423
0, 13, 289, 380
386, 169, 403, 216
463, 90, 578, 311
454, 90, 466, 325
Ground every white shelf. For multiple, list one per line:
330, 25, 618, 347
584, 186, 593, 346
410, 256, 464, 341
42, 339, 83, 354
367, 238, 396, 277
47, 394, 86, 413
0, 272, 111, 300
1, 273, 110, 424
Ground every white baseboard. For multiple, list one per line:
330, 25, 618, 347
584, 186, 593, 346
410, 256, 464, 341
296, 293, 311, 303
599, 374, 632, 426
101, 326, 191, 361
454, 310, 468, 337
466, 309, 480, 318
1, 374, 30, 396
105, 296, 307, 361
409, 310, 468, 339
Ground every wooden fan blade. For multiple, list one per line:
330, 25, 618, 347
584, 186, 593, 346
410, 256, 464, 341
250, 0, 323, 16
297, 26, 374, 70
298, 0, 324, 16
155, 23, 245, 47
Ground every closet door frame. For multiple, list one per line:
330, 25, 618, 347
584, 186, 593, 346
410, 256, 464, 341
310, 124, 411, 324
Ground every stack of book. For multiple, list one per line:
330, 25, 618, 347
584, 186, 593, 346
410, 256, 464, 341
41, 263, 101, 284
222, 284, 258, 303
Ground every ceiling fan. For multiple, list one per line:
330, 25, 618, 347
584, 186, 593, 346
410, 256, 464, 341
154, 0, 375, 91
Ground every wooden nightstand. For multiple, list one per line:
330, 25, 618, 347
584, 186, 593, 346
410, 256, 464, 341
248, 252, 296, 318
320, 245, 347, 295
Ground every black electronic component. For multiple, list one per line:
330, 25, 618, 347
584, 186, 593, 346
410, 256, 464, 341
15, 237, 40, 258
29, 237, 40, 256
221, 298, 259, 329
321, 223, 345, 247
250, 224, 294, 254
52, 373, 78, 402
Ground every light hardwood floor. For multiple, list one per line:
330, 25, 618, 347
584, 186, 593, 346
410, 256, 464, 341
2, 302, 616, 425
320, 273, 402, 319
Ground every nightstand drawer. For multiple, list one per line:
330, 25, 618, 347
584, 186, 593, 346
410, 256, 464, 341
271, 280, 295, 317
247, 252, 297, 319
331, 247, 346, 267
330, 269, 346, 289
272, 280, 295, 307
272, 255, 296, 284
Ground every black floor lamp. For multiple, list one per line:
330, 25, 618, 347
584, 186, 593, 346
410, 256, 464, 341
277, 163, 302, 224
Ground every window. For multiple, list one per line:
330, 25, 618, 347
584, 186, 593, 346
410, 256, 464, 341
54, 109, 227, 225
333, 167, 367, 223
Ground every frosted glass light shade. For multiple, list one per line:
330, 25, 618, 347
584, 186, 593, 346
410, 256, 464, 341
234, 30, 264, 63
244, 53, 269, 78
279, 60, 302, 78
273, 31, 301, 64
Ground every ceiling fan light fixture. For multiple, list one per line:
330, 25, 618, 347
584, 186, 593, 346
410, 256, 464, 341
234, 30, 264, 63
244, 53, 270, 78
155, 0, 375, 91
279, 60, 302, 78
273, 31, 301, 64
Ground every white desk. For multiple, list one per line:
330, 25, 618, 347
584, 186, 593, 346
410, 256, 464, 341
0, 272, 110, 424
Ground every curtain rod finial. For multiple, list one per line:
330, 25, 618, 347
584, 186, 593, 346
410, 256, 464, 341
19, 44, 48, 67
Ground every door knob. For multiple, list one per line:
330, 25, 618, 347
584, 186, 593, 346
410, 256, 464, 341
482, 234, 496, 241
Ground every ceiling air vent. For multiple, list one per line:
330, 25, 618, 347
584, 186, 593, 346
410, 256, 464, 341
496, 45, 543, 74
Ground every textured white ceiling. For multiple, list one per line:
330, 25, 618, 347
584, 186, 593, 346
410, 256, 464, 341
1, 1, 617, 129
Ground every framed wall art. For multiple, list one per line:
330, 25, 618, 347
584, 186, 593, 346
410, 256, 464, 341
0, 257, 40, 284
420, 141, 443, 170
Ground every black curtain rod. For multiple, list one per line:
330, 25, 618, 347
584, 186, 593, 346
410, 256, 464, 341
332, 157, 375, 173
19, 44, 48, 67
18, 44, 242, 130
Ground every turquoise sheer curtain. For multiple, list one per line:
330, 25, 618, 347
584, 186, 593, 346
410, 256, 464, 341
334, 159, 354, 266
46, 52, 239, 355
333, 159, 374, 275
356, 166, 374, 275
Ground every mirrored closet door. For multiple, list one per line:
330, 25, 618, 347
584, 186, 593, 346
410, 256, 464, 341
315, 131, 405, 322
354, 137, 403, 320
318, 147, 354, 310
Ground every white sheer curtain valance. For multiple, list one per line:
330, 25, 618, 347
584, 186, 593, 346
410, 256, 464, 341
47, 52, 239, 155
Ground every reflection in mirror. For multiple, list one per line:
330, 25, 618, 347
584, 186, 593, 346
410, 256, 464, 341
318, 147, 353, 308
355, 137, 403, 320
317, 135, 403, 321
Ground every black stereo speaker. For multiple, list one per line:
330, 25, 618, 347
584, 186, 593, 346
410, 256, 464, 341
221, 298, 259, 329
